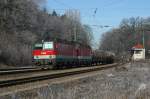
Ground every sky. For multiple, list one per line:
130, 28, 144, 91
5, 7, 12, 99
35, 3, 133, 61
45, 0, 150, 44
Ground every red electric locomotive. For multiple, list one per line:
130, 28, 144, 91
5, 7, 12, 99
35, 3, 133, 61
32, 40, 92, 68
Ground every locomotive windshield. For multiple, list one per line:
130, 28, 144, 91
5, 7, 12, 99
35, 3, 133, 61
43, 42, 53, 50
33, 44, 43, 50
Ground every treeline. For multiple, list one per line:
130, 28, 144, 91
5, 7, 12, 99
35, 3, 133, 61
100, 17, 150, 58
0, 0, 93, 65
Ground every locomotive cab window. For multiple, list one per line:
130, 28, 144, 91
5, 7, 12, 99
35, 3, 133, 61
43, 42, 54, 50
33, 44, 43, 50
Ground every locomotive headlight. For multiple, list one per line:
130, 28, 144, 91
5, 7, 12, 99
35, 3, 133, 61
49, 56, 52, 58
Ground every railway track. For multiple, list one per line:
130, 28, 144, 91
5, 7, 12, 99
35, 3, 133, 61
0, 66, 39, 71
0, 67, 48, 75
0, 63, 118, 88
0, 65, 55, 75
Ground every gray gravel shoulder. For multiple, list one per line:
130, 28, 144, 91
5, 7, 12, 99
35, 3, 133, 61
1, 62, 150, 99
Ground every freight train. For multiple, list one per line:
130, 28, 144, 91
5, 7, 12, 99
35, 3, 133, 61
32, 40, 114, 69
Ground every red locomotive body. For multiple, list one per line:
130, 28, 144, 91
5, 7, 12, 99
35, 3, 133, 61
32, 42, 56, 65
32, 41, 92, 67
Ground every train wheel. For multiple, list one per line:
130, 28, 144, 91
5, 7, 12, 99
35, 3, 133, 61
52, 62, 58, 70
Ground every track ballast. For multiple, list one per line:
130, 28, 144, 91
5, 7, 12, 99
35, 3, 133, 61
0, 63, 118, 88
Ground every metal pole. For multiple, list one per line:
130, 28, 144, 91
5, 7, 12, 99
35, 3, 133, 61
141, 22, 145, 48
74, 25, 77, 42
143, 30, 145, 48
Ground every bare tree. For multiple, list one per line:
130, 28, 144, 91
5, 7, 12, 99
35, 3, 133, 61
100, 17, 150, 58
0, 0, 93, 66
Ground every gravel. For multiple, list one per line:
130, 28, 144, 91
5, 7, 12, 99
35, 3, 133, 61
1, 61, 150, 99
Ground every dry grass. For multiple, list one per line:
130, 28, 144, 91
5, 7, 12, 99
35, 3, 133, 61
1, 62, 150, 99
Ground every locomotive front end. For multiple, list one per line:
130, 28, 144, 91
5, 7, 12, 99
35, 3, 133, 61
32, 42, 56, 65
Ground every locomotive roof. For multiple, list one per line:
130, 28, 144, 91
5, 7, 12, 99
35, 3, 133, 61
42, 39, 91, 48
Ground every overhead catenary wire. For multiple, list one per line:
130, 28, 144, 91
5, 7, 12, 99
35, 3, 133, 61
49, 0, 113, 30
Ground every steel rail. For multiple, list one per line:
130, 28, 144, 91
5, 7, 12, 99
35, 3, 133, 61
0, 67, 37, 71
0, 63, 118, 88
0, 68, 49, 75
